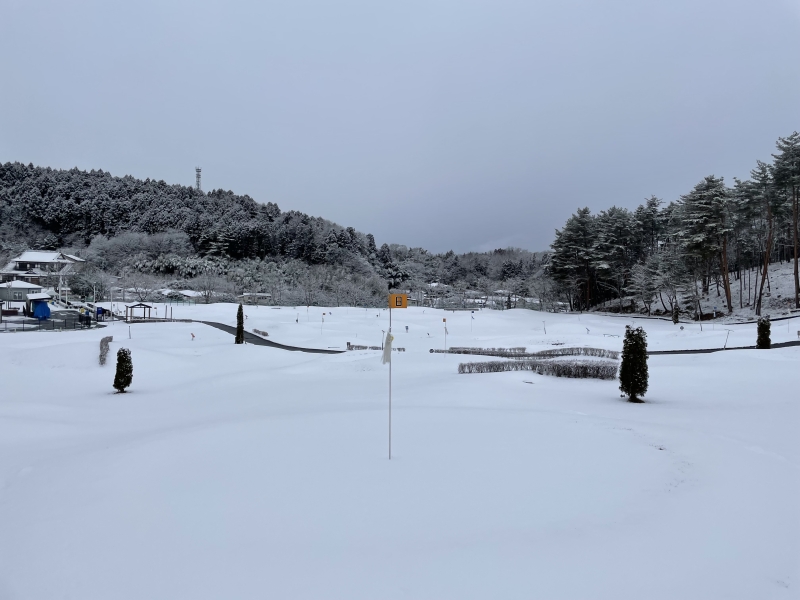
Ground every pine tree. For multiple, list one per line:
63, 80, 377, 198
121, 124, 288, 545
756, 316, 771, 349
619, 326, 648, 402
113, 348, 133, 393
235, 303, 245, 344
772, 132, 800, 309
549, 207, 597, 310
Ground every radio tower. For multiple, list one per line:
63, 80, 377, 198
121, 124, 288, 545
195, 167, 202, 192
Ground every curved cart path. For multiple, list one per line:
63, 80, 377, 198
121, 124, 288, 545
648, 339, 800, 355
197, 320, 345, 354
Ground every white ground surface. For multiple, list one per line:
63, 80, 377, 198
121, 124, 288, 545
0, 306, 798, 599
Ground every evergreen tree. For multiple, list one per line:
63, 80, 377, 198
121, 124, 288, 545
772, 132, 800, 308
113, 348, 133, 393
756, 316, 771, 349
619, 326, 648, 402
235, 303, 245, 344
678, 175, 733, 313
549, 207, 597, 309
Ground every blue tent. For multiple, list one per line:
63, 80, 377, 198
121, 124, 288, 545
33, 301, 51, 320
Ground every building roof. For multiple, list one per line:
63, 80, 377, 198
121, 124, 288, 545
13, 251, 84, 264
0, 280, 44, 289
15, 251, 64, 263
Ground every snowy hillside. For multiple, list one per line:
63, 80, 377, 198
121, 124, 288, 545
0, 307, 797, 599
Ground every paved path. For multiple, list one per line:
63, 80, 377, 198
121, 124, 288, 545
649, 340, 800, 355
198, 321, 345, 355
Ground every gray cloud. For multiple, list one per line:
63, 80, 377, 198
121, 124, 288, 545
1, 0, 798, 253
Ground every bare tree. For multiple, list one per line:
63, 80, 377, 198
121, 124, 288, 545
125, 271, 158, 302
192, 272, 230, 304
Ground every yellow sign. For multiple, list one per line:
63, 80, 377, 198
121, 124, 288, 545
388, 293, 408, 309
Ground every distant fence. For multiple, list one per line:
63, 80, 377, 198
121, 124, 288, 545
0, 318, 97, 333
126, 317, 193, 324
347, 342, 405, 352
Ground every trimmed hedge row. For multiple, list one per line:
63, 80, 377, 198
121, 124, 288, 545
432, 346, 619, 360
531, 347, 619, 360
450, 346, 527, 354
457, 358, 619, 380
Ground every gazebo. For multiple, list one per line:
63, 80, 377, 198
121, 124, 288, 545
125, 303, 153, 322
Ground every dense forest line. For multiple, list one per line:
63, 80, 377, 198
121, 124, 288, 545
0, 163, 544, 307
549, 132, 800, 317
2, 130, 797, 313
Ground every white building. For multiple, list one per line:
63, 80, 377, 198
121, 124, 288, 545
0, 251, 85, 285
0, 280, 45, 302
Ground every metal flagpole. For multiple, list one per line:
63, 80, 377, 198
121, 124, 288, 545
389, 305, 392, 460
385, 293, 406, 461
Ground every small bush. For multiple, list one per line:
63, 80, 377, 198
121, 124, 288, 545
756, 316, 771, 349
99, 336, 113, 366
457, 358, 618, 380
113, 348, 133, 393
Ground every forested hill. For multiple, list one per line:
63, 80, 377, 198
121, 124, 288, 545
0, 162, 335, 261
0, 162, 545, 304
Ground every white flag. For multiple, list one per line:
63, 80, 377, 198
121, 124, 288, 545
381, 330, 394, 364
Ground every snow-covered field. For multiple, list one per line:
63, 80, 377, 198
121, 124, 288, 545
0, 306, 798, 599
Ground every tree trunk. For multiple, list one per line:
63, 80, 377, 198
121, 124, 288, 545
720, 236, 733, 313
756, 206, 774, 317
794, 185, 799, 308
659, 291, 669, 313
737, 249, 743, 309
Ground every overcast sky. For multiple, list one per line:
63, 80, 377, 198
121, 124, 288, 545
1, 0, 798, 253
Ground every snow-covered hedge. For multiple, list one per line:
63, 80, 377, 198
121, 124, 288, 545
432, 346, 619, 360
99, 336, 113, 366
457, 358, 618, 380
530, 347, 619, 360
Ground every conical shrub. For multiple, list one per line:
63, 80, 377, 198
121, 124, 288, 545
113, 348, 133, 393
235, 303, 245, 344
756, 316, 771, 349
619, 325, 648, 403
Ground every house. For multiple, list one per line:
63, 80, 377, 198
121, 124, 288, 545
239, 292, 272, 305
0, 251, 85, 285
0, 280, 45, 303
